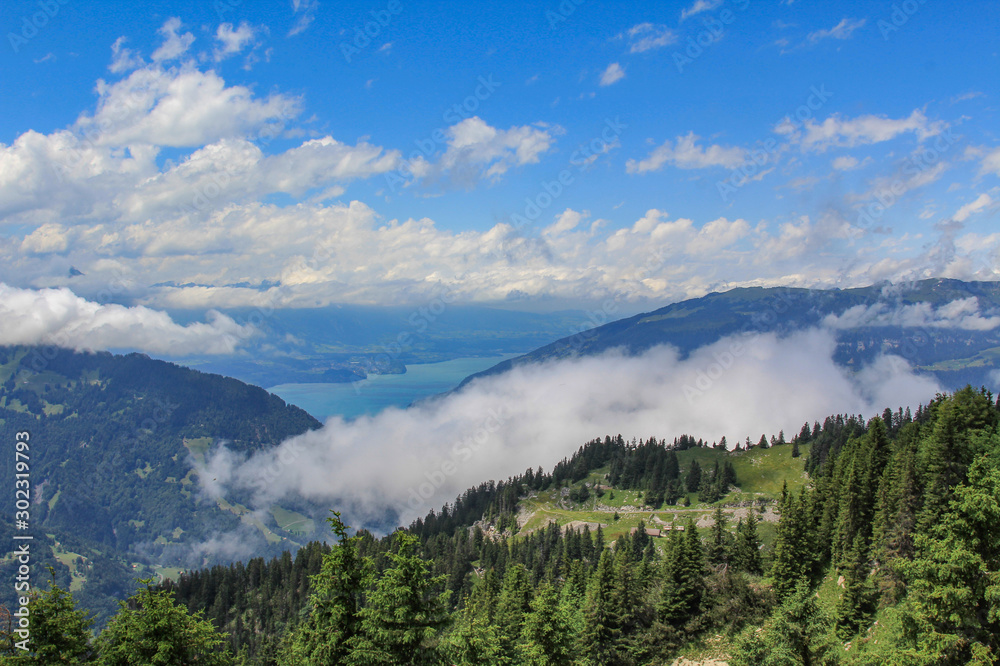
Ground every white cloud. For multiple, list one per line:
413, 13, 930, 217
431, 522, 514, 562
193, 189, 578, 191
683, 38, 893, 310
433, 117, 557, 185
0, 284, 254, 354
78, 66, 300, 148
109, 37, 144, 73
201, 328, 940, 526
625, 23, 677, 52
952, 193, 993, 222
626, 132, 745, 173
791, 110, 946, 152
832, 155, 872, 171
980, 147, 1000, 177
824, 297, 1000, 331
599, 62, 625, 86
289, 0, 320, 36
680, 0, 723, 21
544, 208, 586, 236
808, 17, 866, 43
151, 18, 195, 63
213, 22, 259, 62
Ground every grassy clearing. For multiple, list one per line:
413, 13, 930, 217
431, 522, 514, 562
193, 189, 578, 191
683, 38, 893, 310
271, 506, 316, 536
515, 443, 809, 547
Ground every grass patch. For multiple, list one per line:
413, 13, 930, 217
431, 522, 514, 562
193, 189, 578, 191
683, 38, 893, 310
182, 437, 213, 465
270, 506, 316, 535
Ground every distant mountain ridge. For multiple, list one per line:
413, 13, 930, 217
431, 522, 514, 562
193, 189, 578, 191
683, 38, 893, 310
458, 279, 1000, 391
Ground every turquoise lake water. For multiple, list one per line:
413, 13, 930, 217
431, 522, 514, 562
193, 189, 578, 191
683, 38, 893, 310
268, 355, 516, 422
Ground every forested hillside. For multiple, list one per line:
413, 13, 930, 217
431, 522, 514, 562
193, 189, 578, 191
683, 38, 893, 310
0, 346, 322, 624
3, 387, 998, 664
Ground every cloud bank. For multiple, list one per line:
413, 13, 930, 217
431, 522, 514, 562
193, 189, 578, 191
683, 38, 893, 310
0, 284, 254, 355
200, 328, 941, 528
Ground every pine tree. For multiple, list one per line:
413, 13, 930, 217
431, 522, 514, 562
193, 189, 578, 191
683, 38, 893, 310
580, 550, 621, 664
732, 513, 762, 575
4, 570, 94, 664
283, 512, 369, 665
445, 585, 502, 665
707, 507, 729, 566
898, 454, 1000, 661
658, 519, 704, 625
94, 581, 234, 666
518, 583, 574, 666
494, 563, 533, 663
685, 460, 702, 493
351, 531, 450, 665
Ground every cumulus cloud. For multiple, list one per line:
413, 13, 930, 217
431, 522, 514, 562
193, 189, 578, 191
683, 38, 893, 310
785, 110, 946, 152
289, 0, 320, 36
78, 66, 300, 148
808, 17, 866, 43
980, 147, 1000, 177
432, 117, 557, 185
680, 0, 723, 21
625, 23, 677, 52
213, 22, 259, 62
599, 62, 626, 86
832, 155, 872, 171
151, 18, 195, 63
0, 284, 254, 354
823, 297, 1000, 331
952, 193, 993, 222
627, 133, 745, 173
198, 328, 940, 527
109, 37, 144, 73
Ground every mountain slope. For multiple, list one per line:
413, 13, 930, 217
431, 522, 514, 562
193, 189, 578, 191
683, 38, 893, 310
459, 279, 1000, 390
0, 345, 324, 623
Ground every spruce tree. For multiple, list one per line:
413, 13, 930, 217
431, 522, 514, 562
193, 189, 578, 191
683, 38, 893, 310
351, 531, 450, 665
518, 583, 574, 666
283, 512, 369, 665
94, 581, 234, 666
4, 570, 94, 664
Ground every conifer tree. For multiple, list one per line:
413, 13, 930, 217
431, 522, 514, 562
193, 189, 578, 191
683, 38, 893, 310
518, 583, 574, 666
707, 507, 729, 566
94, 581, 234, 666
282, 512, 369, 665
2, 570, 94, 664
580, 549, 620, 664
351, 531, 450, 665
685, 460, 702, 493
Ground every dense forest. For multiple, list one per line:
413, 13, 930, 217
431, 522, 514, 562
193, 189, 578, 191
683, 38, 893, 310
3, 386, 997, 664
0, 346, 322, 624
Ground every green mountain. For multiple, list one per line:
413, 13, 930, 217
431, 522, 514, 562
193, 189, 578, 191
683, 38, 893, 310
0, 345, 323, 624
155, 388, 1000, 665
459, 279, 1000, 391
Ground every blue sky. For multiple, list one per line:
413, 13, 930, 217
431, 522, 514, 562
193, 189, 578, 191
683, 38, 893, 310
1, 0, 999, 320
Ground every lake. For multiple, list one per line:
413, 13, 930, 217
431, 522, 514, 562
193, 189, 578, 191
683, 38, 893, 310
268, 354, 516, 421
